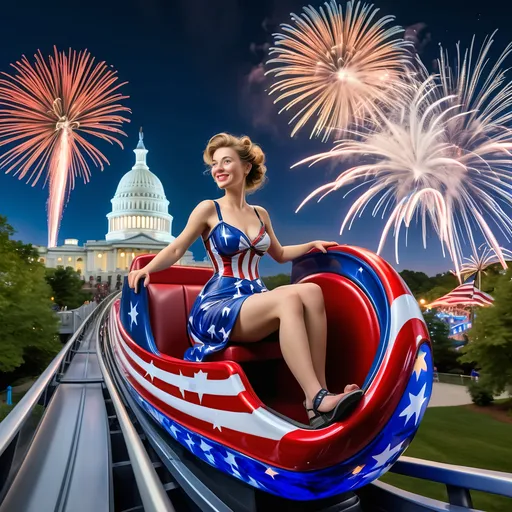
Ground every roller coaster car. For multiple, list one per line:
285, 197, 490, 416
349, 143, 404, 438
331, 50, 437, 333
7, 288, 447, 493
109, 245, 433, 501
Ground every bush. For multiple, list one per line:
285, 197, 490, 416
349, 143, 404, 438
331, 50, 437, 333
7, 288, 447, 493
468, 381, 494, 406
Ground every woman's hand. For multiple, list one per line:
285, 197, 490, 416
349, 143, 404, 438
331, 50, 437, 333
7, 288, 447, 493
310, 240, 338, 253
127, 268, 150, 293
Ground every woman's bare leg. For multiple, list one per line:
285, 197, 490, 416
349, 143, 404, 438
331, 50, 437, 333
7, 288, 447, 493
230, 287, 354, 413
276, 292, 324, 400
292, 283, 328, 389
289, 283, 360, 402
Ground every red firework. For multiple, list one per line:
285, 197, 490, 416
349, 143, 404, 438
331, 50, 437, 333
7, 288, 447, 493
0, 46, 131, 247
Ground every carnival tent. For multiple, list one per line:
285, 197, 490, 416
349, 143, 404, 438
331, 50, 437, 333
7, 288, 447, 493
426, 276, 494, 308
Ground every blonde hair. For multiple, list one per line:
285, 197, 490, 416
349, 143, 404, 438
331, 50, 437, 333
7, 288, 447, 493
203, 133, 267, 194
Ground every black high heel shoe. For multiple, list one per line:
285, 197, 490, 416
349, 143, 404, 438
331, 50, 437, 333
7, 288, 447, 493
304, 388, 363, 429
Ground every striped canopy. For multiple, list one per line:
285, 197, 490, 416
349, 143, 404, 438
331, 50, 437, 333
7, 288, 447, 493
427, 277, 494, 308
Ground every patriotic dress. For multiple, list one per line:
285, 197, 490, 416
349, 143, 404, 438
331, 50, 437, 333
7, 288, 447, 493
185, 200, 271, 362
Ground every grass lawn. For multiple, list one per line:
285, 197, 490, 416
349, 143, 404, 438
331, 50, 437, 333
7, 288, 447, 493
380, 402, 512, 512
0, 384, 44, 423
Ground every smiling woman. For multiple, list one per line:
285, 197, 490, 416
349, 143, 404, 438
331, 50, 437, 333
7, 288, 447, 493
127, 132, 361, 429
205, 133, 268, 195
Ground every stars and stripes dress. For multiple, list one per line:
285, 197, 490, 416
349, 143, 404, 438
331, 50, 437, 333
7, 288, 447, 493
185, 200, 271, 362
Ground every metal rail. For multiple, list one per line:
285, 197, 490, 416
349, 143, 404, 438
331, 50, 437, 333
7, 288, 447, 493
103, 322, 236, 512
96, 294, 175, 512
388, 455, 512, 508
0, 299, 101, 457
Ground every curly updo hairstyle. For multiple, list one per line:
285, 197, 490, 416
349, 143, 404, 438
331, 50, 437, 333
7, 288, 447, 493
203, 133, 268, 194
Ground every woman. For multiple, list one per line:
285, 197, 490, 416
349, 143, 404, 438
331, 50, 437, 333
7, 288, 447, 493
128, 133, 362, 428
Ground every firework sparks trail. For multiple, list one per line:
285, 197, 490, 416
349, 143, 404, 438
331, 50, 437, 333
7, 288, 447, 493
0, 47, 131, 247
265, 0, 412, 141
292, 34, 512, 280
293, 78, 466, 273
459, 243, 512, 289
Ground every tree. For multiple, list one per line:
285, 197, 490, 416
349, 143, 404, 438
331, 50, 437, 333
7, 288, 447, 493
399, 269, 458, 300
430, 271, 458, 291
423, 310, 460, 372
479, 264, 503, 294
460, 268, 512, 395
399, 270, 431, 297
421, 285, 453, 304
45, 266, 87, 309
0, 216, 60, 374
262, 273, 291, 290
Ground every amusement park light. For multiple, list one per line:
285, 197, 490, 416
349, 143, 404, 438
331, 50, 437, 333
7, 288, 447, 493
419, 299, 426, 305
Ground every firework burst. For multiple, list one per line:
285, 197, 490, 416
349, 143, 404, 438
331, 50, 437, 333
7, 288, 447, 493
459, 243, 512, 289
265, 0, 412, 141
293, 33, 512, 281
0, 46, 131, 247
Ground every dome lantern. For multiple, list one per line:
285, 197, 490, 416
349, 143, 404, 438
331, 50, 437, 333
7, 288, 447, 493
135, 126, 148, 163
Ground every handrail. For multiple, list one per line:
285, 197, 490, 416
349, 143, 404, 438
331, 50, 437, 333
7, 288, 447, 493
391, 456, 512, 498
96, 294, 175, 512
0, 296, 105, 457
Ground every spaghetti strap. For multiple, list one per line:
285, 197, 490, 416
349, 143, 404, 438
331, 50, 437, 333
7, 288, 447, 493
253, 206, 263, 224
212, 200, 223, 221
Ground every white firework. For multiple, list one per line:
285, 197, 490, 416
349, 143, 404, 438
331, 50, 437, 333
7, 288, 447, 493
292, 33, 512, 280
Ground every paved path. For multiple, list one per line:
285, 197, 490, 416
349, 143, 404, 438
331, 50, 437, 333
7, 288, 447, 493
428, 382, 509, 407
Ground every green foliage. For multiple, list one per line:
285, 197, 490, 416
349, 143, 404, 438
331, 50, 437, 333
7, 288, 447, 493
45, 266, 87, 309
423, 310, 460, 372
468, 381, 495, 406
0, 215, 60, 373
262, 273, 291, 290
399, 270, 431, 297
400, 270, 458, 300
460, 267, 512, 394
479, 264, 503, 295
430, 271, 459, 290
421, 285, 450, 304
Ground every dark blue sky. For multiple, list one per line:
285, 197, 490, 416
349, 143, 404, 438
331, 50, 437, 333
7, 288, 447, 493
0, 0, 510, 277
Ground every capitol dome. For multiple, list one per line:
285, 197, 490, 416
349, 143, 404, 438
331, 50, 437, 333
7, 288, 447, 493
106, 131, 174, 243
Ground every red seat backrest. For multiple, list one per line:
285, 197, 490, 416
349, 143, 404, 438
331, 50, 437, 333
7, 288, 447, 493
146, 283, 207, 358
133, 255, 213, 357
131, 255, 214, 286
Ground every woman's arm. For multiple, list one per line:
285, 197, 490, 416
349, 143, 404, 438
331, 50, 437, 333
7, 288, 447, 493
143, 200, 213, 273
256, 206, 337, 264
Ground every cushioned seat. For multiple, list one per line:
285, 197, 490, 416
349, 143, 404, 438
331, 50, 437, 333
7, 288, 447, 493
209, 333, 282, 362
146, 281, 281, 362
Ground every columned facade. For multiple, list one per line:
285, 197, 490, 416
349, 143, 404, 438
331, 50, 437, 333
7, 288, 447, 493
36, 130, 211, 283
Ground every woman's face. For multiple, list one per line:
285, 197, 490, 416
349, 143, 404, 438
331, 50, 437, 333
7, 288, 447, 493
211, 147, 250, 190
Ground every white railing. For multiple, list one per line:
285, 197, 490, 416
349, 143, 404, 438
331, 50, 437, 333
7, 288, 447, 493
58, 301, 98, 334
433, 372, 479, 386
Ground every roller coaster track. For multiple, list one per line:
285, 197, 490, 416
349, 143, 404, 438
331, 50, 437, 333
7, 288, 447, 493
0, 293, 510, 511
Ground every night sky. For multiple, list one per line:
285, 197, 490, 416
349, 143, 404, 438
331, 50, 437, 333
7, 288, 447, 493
0, 0, 510, 277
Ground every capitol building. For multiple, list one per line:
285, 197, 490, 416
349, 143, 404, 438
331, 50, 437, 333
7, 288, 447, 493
36, 131, 210, 285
